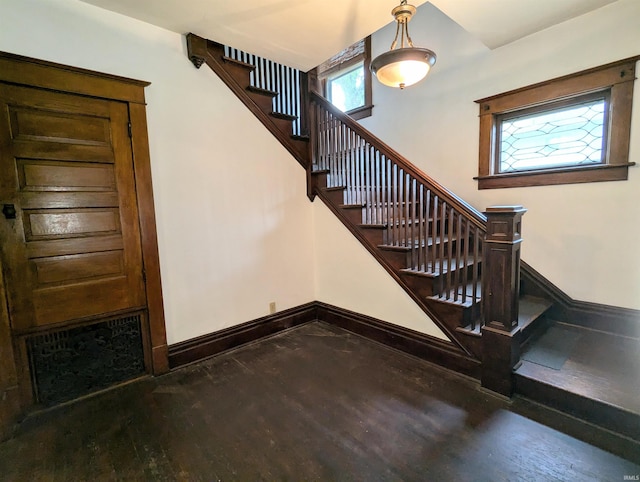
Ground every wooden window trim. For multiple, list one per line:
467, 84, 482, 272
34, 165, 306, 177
318, 36, 373, 120
474, 56, 639, 189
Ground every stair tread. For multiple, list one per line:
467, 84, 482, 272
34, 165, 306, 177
339, 203, 366, 209
518, 295, 553, 330
379, 235, 456, 251
311, 169, 330, 175
515, 322, 640, 439
222, 56, 255, 70
325, 185, 346, 192
291, 134, 310, 142
402, 257, 479, 277
247, 85, 278, 97
270, 112, 297, 121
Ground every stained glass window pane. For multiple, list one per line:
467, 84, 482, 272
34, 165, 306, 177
499, 98, 606, 173
328, 62, 365, 113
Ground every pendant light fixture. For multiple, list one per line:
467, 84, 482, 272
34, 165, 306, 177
370, 0, 436, 89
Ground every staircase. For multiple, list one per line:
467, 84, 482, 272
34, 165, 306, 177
185, 34, 640, 441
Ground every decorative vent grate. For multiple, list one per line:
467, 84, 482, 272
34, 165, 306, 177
27, 313, 145, 406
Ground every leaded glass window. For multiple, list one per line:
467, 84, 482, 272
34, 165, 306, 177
497, 92, 609, 173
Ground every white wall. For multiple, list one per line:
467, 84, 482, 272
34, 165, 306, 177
0, 0, 316, 344
357, 0, 640, 310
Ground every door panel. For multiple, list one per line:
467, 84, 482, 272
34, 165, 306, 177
0, 84, 146, 331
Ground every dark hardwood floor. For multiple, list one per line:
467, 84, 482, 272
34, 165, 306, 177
2, 321, 639, 481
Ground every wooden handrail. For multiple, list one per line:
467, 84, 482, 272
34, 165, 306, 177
310, 91, 487, 230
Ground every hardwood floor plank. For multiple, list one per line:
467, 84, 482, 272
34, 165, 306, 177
1, 322, 638, 480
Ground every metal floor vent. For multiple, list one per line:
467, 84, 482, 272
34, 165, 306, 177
27, 313, 145, 406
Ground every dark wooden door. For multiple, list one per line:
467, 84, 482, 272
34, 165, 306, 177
0, 84, 146, 331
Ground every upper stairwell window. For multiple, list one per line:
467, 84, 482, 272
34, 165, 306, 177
326, 61, 366, 113
317, 36, 373, 120
475, 57, 638, 189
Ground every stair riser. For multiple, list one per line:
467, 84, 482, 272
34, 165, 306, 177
220, 61, 253, 86
400, 273, 436, 298
247, 91, 275, 112
269, 116, 294, 135
378, 249, 410, 271
340, 207, 363, 225
322, 188, 345, 206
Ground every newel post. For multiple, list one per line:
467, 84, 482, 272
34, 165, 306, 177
304, 69, 319, 201
481, 205, 526, 396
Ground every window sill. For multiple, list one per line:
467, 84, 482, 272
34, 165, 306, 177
346, 104, 373, 120
474, 162, 635, 189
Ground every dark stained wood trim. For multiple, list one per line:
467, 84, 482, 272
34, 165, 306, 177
316, 301, 481, 379
0, 51, 148, 104
476, 163, 634, 189
310, 92, 487, 231
185, 34, 309, 169
168, 303, 319, 369
521, 261, 640, 337
515, 372, 640, 442
475, 56, 639, 189
475, 56, 640, 107
128, 103, 169, 375
0, 257, 21, 441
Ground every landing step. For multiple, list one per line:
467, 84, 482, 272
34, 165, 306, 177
518, 295, 553, 335
515, 322, 640, 441
247, 85, 277, 97
222, 56, 255, 70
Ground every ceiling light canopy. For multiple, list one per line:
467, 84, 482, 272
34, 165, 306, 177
370, 1, 436, 89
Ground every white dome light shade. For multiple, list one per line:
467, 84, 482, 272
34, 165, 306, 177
371, 48, 436, 89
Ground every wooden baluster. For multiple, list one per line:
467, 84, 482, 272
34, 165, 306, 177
391, 164, 397, 245
383, 156, 390, 244
472, 227, 480, 324
431, 196, 438, 275
439, 201, 447, 293
367, 143, 373, 224
454, 213, 463, 303
423, 189, 431, 272
293, 68, 298, 133
461, 218, 469, 305
410, 178, 417, 268
402, 172, 408, 247
345, 126, 351, 205
379, 151, 384, 225
446, 206, 454, 300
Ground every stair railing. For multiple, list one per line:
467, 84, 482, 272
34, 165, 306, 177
309, 92, 487, 327
223, 46, 306, 137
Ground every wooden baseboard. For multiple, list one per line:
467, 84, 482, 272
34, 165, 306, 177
315, 302, 481, 379
168, 303, 318, 368
168, 301, 481, 378
521, 262, 640, 338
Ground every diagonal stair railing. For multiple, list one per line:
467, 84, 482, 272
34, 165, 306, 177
309, 92, 486, 319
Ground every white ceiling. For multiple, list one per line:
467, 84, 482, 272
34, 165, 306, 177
78, 0, 617, 71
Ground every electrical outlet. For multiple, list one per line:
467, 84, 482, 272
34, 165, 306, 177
269, 302, 277, 314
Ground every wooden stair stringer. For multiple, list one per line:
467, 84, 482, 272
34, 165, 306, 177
187, 34, 309, 169
315, 186, 480, 360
